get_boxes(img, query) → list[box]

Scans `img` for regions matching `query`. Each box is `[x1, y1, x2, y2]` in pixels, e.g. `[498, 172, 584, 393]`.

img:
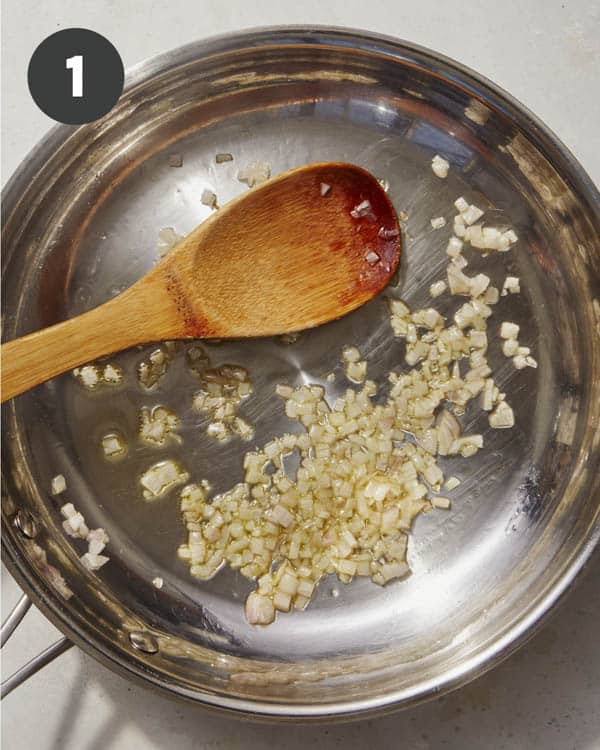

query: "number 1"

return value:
[66, 55, 83, 97]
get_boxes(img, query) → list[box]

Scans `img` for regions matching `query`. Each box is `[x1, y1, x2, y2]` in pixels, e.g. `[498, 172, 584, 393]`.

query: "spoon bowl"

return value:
[1, 162, 400, 402]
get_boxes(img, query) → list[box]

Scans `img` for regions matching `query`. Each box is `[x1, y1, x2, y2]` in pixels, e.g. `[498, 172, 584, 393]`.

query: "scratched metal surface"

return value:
[2, 29, 600, 718]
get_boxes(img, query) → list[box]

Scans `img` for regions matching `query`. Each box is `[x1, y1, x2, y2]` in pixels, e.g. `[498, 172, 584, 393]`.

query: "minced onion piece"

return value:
[141, 460, 190, 500]
[350, 199, 374, 220]
[437, 409, 461, 455]
[513, 353, 538, 370]
[238, 161, 271, 187]
[502, 276, 521, 295]
[489, 401, 515, 428]
[469, 273, 491, 298]
[431, 496, 451, 509]
[87, 528, 108, 556]
[30, 543, 73, 599]
[430, 216, 447, 229]
[446, 236, 464, 258]
[447, 263, 472, 295]
[454, 197, 469, 213]
[342, 347, 367, 384]
[193, 364, 253, 441]
[157, 227, 183, 258]
[444, 476, 461, 491]
[279, 332, 301, 345]
[500, 322, 520, 339]
[101, 433, 126, 458]
[60, 503, 110, 571]
[201, 189, 218, 208]
[61, 503, 89, 539]
[137, 342, 178, 388]
[51, 474, 66, 495]
[73, 362, 123, 390]
[320, 182, 331, 196]
[152, 577, 164, 589]
[81, 552, 109, 571]
[431, 154, 450, 178]
[430, 280, 447, 297]
[454, 216, 467, 237]
[462, 204, 484, 226]
[483, 286, 500, 305]
[139, 406, 180, 446]
[502, 338, 519, 357]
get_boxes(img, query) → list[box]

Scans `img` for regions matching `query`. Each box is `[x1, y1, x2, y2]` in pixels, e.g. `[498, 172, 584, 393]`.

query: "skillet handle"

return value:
[1, 593, 74, 699]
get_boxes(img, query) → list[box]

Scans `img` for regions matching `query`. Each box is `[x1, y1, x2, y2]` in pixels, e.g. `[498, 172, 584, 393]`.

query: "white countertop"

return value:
[2, 2, 599, 748]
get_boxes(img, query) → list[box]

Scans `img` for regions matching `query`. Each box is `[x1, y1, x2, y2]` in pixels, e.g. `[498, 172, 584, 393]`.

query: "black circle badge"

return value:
[28, 28, 124, 125]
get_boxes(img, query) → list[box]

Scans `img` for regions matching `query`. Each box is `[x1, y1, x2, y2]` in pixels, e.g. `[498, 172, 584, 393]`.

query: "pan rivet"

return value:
[14, 510, 38, 539]
[129, 630, 159, 654]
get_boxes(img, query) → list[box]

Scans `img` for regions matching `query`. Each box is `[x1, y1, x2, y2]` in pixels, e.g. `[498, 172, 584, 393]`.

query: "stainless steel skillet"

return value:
[2, 26, 599, 720]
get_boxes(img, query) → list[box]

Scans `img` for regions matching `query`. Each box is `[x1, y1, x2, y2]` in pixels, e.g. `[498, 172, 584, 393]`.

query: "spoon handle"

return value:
[1, 291, 155, 402]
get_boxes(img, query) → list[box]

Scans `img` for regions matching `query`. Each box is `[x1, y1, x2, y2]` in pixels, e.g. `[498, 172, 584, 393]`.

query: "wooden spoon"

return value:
[1, 162, 400, 402]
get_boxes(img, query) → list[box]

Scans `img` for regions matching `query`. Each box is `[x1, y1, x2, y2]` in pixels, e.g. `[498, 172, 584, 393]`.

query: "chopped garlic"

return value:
[431, 154, 450, 178]
[152, 577, 164, 589]
[500, 322, 520, 339]
[430, 216, 447, 229]
[320, 182, 331, 196]
[51, 475, 66, 495]
[215, 152, 233, 163]
[502, 276, 521, 295]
